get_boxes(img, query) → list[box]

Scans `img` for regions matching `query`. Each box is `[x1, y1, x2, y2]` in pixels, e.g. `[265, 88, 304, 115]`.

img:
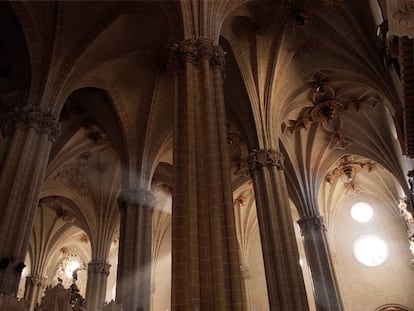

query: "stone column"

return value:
[170, 38, 243, 311]
[248, 149, 309, 310]
[85, 260, 111, 311]
[297, 215, 343, 311]
[24, 274, 47, 310]
[0, 106, 60, 295]
[239, 265, 251, 310]
[116, 188, 153, 311]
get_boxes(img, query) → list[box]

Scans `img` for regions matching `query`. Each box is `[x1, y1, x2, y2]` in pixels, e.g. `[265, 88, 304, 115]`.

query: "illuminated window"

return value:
[65, 257, 81, 278]
[353, 235, 388, 267]
[351, 202, 373, 222]
[56, 255, 82, 279]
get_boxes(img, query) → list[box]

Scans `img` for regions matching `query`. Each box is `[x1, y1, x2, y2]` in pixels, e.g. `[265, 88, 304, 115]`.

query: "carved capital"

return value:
[297, 216, 326, 234]
[248, 149, 284, 172]
[198, 38, 214, 59]
[175, 39, 200, 64]
[2, 106, 60, 141]
[171, 39, 226, 70]
[26, 274, 47, 288]
[88, 261, 111, 276]
[210, 45, 226, 69]
[118, 188, 154, 209]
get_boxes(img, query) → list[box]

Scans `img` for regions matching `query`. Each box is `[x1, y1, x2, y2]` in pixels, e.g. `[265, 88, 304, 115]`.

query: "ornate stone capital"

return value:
[198, 38, 214, 59]
[248, 149, 284, 172]
[88, 261, 111, 276]
[175, 39, 200, 64]
[26, 274, 47, 288]
[210, 45, 226, 69]
[118, 188, 154, 209]
[297, 216, 326, 234]
[2, 106, 60, 141]
[171, 39, 226, 70]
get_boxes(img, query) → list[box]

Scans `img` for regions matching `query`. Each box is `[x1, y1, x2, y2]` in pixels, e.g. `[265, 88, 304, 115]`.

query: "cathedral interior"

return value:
[1, 0, 414, 310]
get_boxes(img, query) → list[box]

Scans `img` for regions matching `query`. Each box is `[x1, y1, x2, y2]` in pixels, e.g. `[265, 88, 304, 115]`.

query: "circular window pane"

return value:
[64, 257, 80, 278]
[353, 235, 388, 267]
[351, 202, 373, 222]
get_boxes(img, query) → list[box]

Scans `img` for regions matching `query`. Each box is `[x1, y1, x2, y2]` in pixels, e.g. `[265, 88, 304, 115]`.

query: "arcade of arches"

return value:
[1, 1, 414, 311]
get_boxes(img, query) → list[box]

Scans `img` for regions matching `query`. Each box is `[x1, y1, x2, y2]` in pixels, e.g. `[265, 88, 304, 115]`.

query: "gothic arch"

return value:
[376, 304, 412, 311]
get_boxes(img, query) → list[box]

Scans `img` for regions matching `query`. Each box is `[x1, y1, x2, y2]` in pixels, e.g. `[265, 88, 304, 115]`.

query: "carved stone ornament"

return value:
[248, 149, 284, 172]
[282, 74, 379, 138]
[118, 188, 154, 209]
[75, 151, 112, 173]
[88, 261, 111, 275]
[330, 130, 352, 150]
[325, 156, 377, 193]
[228, 131, 249, 176]
[297, 215, 326, 234]
[54, 167, 89, 197]
[210, 45, 226, 69]
[388, 0, 414, 37]
[2, 106, 60, 141]
[171, 39, 226, 69]
[27, 274, 47, 288]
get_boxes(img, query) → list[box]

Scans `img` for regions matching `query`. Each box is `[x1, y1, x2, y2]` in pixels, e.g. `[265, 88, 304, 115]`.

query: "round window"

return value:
[350, 202, 373, 222]
[353, 235, 388, 267]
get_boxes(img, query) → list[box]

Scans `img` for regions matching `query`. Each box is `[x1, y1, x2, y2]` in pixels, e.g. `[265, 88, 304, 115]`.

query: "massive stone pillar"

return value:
[116, 188, 153, 311]
[85, 260, 111, 311]
[170, 38, 243, 311]
[297, 215, 343, 311]
[0, 106, 59, 295]
[248, 149, 309, 310]
[24, 274, 47, 310]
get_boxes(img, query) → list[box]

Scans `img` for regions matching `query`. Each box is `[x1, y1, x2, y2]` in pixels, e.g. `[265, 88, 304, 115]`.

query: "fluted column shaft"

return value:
[171, 38, 243, 311]
[24, 274, 47, 310]
[85, 261, 111, 311]
[0, 107, 59, 295]
[297, 216, 343, 311]
[239, 265, 251, 310]
[248, 149, 309, 310]
[116, 188, 153, 311]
